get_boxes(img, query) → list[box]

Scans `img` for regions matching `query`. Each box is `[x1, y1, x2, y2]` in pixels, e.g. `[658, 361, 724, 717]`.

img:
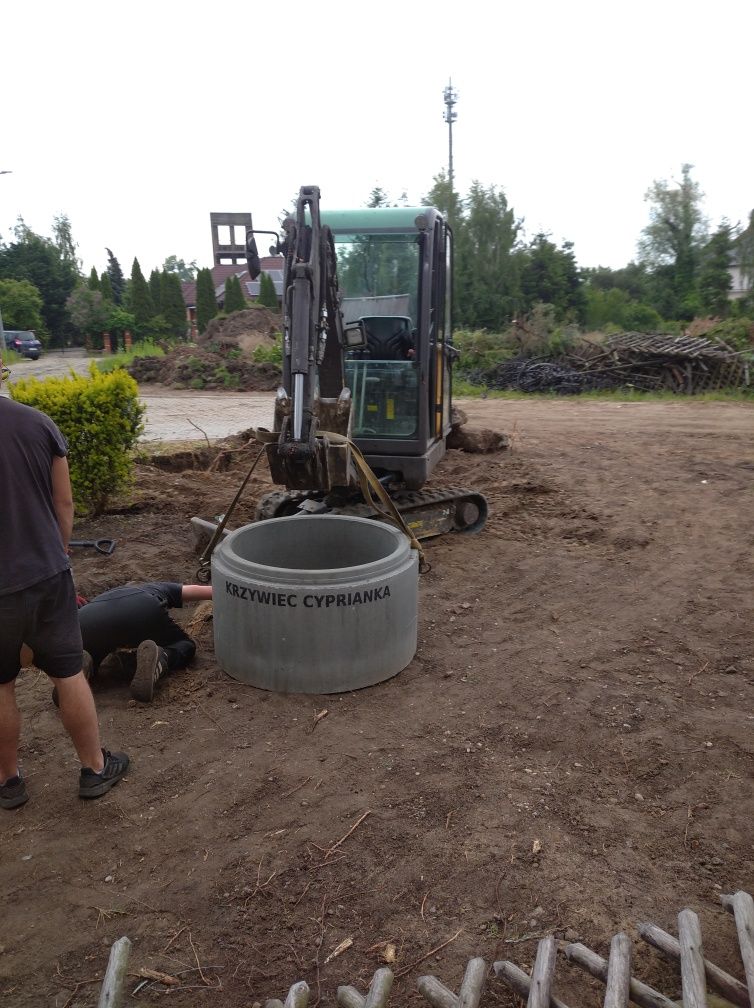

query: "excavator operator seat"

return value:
[359, 315, 414, 361]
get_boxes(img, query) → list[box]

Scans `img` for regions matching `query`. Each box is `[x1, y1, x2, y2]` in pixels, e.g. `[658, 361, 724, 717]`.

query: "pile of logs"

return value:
[477, 332, 751, 394]
[92, 889, 754, 1007]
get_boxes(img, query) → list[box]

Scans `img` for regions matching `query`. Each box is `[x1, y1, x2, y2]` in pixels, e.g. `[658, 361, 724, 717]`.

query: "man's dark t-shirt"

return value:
[0, 397, 70, 596]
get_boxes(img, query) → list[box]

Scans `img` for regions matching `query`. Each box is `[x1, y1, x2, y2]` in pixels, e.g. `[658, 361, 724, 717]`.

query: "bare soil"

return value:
[3, 398, 754, 1007]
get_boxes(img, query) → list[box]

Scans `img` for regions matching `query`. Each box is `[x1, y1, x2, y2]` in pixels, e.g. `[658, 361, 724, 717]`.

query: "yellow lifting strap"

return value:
[252, 428, 428, 572]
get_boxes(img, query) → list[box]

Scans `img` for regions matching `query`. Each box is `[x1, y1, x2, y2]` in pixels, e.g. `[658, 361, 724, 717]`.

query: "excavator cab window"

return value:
[345, 359, 418, 438]
[334, 231, 421, 439]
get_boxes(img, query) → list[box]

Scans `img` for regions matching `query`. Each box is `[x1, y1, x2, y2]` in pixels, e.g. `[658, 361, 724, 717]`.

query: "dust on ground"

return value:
[3, 398, 754, 1007]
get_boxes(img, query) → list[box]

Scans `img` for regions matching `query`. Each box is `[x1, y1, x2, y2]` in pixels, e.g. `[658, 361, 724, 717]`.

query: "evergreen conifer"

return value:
[196, 268, 218, 334]
[161, 271, 188, 338]
[129, 258, 154, 328]
[149, 269, 162, 313]
[105, 248, 125, 304]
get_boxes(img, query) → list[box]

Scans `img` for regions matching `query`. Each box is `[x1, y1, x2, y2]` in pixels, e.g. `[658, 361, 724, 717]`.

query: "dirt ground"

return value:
[3, 398, 754, 1007]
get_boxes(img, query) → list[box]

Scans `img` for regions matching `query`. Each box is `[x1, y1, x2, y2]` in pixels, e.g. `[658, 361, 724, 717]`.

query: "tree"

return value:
[52, 214, 82, 277]
[0, 220, 79, 342]
[519, 235, 586, 323]
[196, 268, 218, 333]
[367, 187, 389, 208]
[735, 210, 754, 295]
[105, 248, 125, 304]
[66, 286, 110, 344]
[257, 272, 279, 309]
[698, 224, 733, 317]
[163, 255, 198, 282]
[224, 274, 247, 313]
[454, 181, 522, 330]
[129, 258, 154, 329]
[424, 169, 460, 226]
[149, 269, 162, 313]
[99, 271, 114, 303]
[87, 267, 100, 291]
[638, 164, 708, 317]
[160, 271, 188, 338]
[0, 278, 46, 333]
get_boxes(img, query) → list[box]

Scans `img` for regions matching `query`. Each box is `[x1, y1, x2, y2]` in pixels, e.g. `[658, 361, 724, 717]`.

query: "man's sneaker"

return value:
[0, 775, 29, 810]
[52, 650, 94, 709]
[130, 641, 169, 702]
[78, 749, 130, 799]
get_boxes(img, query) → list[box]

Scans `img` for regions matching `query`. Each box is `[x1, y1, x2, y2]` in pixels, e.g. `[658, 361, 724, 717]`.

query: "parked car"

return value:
[3, 330, 42, 360]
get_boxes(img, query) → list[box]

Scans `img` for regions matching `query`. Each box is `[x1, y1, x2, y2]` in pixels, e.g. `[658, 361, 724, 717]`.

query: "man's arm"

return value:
[51, 455, 74, 550]
[181, 585, 213, 603]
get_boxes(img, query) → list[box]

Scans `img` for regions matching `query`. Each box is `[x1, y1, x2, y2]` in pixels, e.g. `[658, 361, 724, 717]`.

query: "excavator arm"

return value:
[247, 185, 364, 492]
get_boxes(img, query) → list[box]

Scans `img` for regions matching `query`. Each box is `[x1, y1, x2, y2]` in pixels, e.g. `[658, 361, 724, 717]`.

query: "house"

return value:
[729, 251, 753, 301]
[181, 212, 285, 334]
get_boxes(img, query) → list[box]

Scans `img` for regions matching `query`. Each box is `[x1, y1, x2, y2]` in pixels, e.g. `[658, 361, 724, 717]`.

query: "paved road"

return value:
[3, 348, 92, 381]
[2, 350, 275, 442]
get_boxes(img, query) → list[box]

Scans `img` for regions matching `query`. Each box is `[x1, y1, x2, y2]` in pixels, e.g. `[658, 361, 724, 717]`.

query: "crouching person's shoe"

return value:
[1, 775, 29, 810]
[130, 641, 169, 703]
[52, 650, 94, 709]
[78, 749, 130, 799]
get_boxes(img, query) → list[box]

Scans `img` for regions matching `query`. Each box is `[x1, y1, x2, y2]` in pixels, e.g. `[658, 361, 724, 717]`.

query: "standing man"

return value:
[0, 356, 129, 809]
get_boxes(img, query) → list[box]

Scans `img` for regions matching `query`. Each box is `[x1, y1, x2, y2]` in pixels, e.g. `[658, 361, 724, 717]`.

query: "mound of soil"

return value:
[129, 345, 282, 391]
[129, 307, 285, 390]
[201, 306, 283, 357]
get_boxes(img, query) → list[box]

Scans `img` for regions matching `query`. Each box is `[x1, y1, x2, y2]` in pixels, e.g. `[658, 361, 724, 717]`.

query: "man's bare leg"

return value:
[0, 681, 21, 783]
[51, 672, 105, 772]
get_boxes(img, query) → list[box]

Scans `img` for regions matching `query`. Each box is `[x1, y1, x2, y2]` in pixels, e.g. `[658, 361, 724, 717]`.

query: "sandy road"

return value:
[5, 351, 754, 442]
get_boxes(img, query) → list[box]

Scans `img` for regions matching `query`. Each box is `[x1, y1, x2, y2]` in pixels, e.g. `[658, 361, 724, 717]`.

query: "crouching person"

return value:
[72, 582, 213, 703]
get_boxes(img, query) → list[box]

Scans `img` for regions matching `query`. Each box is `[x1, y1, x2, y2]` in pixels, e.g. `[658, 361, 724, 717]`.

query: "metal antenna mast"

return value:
[443, 80, 458, 194]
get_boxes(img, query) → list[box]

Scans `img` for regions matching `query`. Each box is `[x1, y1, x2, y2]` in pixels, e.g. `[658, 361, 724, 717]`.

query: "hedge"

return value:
[10, 364, 145, 514]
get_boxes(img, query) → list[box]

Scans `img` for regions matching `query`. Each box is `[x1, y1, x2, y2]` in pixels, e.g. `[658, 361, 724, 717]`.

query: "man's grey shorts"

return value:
[0, 571, 83, 684]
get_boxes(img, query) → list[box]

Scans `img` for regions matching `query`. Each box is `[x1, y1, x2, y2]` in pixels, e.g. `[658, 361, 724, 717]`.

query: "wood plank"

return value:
[528, 937, 557, 1008]
[337, 986, 366, 1008]
[458, 958, 487, 1008]
[604, 933, 631, 1008]
[564, 942, 677, 1008]
[638, 922, 749, 1008]
[721, 892, 754, 1007]
[416, 975, 459, 1008]
[678, 909, 708, 1008]
[493, 960, 572, 1008]
[363, 968, 394, 1008]
[98, 936, 131, 1008]
[285, 981, 310, 1008]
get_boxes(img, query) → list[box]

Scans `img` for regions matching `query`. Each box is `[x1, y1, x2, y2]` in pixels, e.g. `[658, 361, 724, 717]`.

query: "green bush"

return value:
[96, 339, 165, 373]
[705, 316, 754, 352]
[10, 364, 145, 514]
[252, 335, 283, 365]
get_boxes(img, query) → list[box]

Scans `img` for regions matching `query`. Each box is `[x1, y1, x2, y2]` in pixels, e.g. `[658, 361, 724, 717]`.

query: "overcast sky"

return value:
[2, 0, 752, 278]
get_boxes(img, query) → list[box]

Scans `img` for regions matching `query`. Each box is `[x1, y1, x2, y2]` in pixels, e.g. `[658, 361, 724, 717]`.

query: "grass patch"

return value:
[2, 347, 25, 364]
[453, 379, 754, 403]
[96, 339, 165, 373]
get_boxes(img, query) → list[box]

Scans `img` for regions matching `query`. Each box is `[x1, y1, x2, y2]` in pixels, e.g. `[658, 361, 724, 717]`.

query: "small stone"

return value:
[104, 875, 114, 883]
[564, 928, 580, 942]
[634, 793, 644, 801]
[127, 699, 137, 708]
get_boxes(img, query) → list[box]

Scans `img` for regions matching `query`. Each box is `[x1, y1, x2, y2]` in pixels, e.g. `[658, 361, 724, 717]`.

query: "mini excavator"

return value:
[246, 185, 487, 540]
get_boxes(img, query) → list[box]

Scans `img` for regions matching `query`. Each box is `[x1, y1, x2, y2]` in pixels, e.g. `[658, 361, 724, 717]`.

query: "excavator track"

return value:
[256, 486, 488, 540]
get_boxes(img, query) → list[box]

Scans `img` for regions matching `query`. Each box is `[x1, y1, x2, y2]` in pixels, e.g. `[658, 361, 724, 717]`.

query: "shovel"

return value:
[69, 538, 117, 556]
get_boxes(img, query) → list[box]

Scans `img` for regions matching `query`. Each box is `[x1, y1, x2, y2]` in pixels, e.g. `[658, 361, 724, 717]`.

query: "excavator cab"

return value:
[323, 207, 454, 490]
[249, 189, 486, 538]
